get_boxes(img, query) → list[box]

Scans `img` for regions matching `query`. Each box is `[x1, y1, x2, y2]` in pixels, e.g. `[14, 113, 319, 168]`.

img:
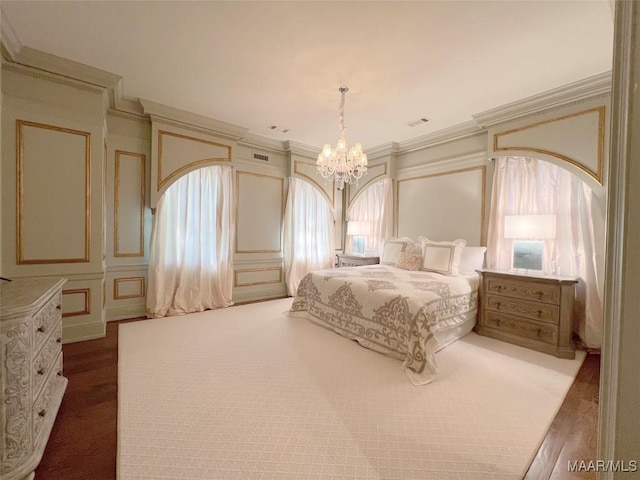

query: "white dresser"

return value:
[1, 277, 68, 480]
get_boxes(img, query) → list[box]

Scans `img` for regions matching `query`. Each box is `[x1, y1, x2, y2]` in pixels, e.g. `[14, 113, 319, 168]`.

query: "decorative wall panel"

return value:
[235, 171, 284, 253]
[234, 267, 283, 287]
[61, 288, 91, 317]
[157, 130, 231, 190]
[17, 120, 90, 264]
[114, 150, 146, 257]
[114, 277, 146, 300]
[396, 166, 486, 246]
[492, 106, 605, 184]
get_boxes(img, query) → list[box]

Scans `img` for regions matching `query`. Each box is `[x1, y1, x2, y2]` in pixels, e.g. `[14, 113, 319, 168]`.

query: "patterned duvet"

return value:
[287, 265, 480, 385]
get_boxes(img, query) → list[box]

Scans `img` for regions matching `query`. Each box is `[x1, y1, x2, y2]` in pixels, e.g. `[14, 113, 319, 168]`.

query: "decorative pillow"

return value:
[418, 237, 467, 276]
[395, 252, 423, 271]
[380, 237, 414, 265]
[458, 246, 487, 274]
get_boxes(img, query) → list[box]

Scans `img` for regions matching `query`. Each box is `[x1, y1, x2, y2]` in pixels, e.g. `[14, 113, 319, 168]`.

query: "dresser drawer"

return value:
[486, 277, 560, 305]
[484, 311, 559, 345]
[485, 294, 560, 325]
[33, 292, 63, 353]
[33, 352, 64, 440]
[33, 321, 63, 397]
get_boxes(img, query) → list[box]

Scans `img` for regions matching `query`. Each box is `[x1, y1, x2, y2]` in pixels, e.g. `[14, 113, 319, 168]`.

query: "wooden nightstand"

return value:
[475, 269, 577, 359]
[337, 253, 380, 267]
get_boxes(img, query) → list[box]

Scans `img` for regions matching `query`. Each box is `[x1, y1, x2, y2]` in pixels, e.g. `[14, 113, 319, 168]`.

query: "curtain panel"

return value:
[147, 165, 235, 318]
[486, 156, 603, 348]
[346, 178, 393, 256]
[283, 178, 335, 296]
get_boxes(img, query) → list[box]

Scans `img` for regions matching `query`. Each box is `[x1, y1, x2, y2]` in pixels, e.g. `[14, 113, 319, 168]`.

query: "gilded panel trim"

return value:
[114, 277, 146, 300]
[347, 163, 388, 209]
[114, 150, 146, 257]
[62, 288, 91, 317]
[493, 106, 605, 184]
[16, 120, 91, 264]
[293, 160, 335, 207]
[395, 165, 487, 245]
[235, 171, 285, 254]
[233, 267, 283, 288]
[157, 129, 232, 191]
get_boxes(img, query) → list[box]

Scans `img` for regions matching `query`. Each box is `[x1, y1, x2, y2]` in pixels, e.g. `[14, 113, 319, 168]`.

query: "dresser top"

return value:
[478, 269, 578, 284]
[0, 277, 67, 317]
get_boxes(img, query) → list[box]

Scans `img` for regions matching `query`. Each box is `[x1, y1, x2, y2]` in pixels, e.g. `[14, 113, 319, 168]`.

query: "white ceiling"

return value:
[1, 1, 614, 150]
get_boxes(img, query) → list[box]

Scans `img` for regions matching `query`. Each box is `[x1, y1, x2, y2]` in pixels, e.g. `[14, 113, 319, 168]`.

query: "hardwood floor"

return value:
[36, 320, 600, 480]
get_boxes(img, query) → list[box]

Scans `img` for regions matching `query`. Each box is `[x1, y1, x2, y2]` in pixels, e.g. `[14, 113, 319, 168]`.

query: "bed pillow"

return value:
[380, 237, 414, 265]
[395, 252, 423, 271]
[418, 237, 467, 276]
[458, 246, 487, 274]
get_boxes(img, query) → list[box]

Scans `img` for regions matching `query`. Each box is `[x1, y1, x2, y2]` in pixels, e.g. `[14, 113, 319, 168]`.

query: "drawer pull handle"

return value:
[38, 409, 46, 417]
[56, 337, 62, 343]
[57, 370, 63, 376]
[37, 326, 46, 333]
[56, 304, 62, 310]
[37, 368, 45, 375]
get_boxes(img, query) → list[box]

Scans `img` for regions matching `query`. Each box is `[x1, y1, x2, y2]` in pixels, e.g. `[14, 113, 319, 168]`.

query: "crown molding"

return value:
[396, 121, 484, 154]
[141, 98, 249, 141]
[1, 13, 22, 60]
[365, 142, 399, 160]
[237, 133, 288, 154]
[473, 71, 612, 128]
[284, 140, 320, 159]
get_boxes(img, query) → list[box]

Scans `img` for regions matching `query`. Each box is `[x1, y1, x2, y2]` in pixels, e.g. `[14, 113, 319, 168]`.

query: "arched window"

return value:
[346, 178, 393, 255]
[147, 165, 234, 317]
[283, 178, 335, 295]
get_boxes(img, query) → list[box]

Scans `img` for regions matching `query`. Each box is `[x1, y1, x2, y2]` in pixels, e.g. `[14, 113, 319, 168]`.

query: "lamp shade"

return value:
[504, 215, 556, 239]
[347, 221, 371, 236]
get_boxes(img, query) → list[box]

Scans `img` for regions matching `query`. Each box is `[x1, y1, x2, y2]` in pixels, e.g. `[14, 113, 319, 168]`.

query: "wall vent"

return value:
[407, 117, 430, 127]
[253, 152, 270, 162]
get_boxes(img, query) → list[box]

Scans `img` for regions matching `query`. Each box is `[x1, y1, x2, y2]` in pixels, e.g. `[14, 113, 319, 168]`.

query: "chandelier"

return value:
[316, 86, 368, 190]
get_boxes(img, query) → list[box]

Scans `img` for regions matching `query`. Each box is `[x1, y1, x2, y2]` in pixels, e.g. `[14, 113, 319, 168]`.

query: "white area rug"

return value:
[118, 298, 585, 480]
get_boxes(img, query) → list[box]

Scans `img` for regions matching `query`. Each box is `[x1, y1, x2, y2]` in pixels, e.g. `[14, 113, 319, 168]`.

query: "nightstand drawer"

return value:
[486, 277, 560, 305]
[484, 311, 559, 345]
[485, 294, 560, 325]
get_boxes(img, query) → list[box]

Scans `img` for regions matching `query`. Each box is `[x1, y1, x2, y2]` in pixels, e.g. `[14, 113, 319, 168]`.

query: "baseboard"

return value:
[62, 320, 106, 343]
[106, 304, 146, 322]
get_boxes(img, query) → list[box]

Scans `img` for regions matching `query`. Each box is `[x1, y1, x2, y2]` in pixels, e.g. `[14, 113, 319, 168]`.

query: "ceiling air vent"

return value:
[253, 152, 270, 162]
[407, 117, 430, 127]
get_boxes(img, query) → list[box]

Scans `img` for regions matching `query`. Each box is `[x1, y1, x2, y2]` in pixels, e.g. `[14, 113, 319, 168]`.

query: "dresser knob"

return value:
[56, 337, 62, 343]
[37, 326, 46, 333]
[38, 409, 46, 417]
[57, 370, 63, 376]
[37, 368, 45, 375]
[56, 304, 62, 310]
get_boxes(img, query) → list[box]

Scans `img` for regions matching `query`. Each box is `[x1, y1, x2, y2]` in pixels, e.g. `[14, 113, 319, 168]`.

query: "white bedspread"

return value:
[287, 265, 479, 384]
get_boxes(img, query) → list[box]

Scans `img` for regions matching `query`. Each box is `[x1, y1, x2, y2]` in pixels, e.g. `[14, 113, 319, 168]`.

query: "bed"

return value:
[286, 264, 480, 385]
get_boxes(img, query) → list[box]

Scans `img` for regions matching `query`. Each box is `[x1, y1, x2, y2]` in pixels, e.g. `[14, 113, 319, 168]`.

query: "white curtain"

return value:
[283, 178, 335, 296]
[346, 178, 393, 255]
[486, 156, 603, 348]
[147, 165, 235, 318]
